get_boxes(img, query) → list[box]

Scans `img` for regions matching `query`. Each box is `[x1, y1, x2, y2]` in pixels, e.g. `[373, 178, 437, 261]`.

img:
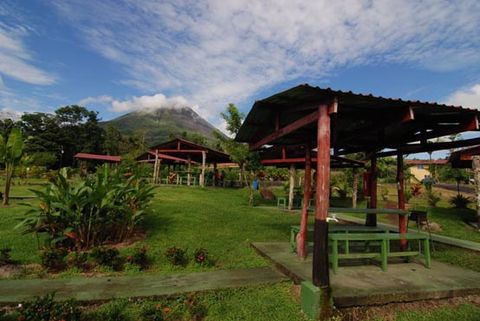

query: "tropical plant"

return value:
[449, 194, 471, 209]
[0, 127, 24, 205]
[40, 248, 67, 272]
[17, 165, 155, 250]
[426, 191, 441, 207]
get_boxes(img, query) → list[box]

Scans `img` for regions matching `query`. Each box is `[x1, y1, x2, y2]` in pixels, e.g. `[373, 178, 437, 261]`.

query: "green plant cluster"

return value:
[5, 293, 209, 321]
[16, 293, 81, 321]
[39, 246, 150, 273]
[164, 247, 213, 267]
[17, 166, 154, 250]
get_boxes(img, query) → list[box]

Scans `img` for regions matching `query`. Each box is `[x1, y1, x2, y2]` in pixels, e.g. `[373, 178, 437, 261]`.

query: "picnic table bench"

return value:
[290, 225, 388, 252]
[329, 232, 431, 273]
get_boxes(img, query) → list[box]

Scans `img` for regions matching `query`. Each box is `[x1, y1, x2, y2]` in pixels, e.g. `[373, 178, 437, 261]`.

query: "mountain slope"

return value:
[103, 107, 221, 145]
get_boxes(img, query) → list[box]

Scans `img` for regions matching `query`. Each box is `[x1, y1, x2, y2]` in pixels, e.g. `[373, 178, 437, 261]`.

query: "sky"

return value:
[1, 0, 480, 158]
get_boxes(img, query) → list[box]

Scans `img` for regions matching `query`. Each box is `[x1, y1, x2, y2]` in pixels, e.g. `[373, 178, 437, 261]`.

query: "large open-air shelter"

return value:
[139, 138, 231, 187]
[236, 84, 480, 317]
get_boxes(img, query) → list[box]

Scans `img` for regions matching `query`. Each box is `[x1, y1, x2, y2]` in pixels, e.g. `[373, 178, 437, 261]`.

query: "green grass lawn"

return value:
[1, 183, 480, 320]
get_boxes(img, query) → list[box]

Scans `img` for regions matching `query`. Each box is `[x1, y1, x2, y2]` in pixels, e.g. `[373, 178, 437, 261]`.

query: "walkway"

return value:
[0, 267, 287, 304]
[336, 213, 480, 252]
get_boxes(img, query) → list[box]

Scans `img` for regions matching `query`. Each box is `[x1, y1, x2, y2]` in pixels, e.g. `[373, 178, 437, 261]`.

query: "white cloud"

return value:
[0, 4, 56, 85]
[79, 93, 190, 113]
[111, 94, 189, 113]
[50, 0, 480, 120]
[446, 84, 480, 109]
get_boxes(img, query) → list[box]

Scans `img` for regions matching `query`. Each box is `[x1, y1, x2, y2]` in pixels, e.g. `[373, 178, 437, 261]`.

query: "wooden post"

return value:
[213, 163, 218, 187]
[366, 156, 377, 226]
[352, 168, 358, 208]
[153, 150, 159, 184]
[288, 164, 295, 210]
[397, 153, 407, 249]
[473, 156, 480, 229]
[312, 104, 331, 289]
[200, 151, 206, 187]
[157, 159, 162, 184]
[187, 155, 191, 186]
[297, 145, 311, 258]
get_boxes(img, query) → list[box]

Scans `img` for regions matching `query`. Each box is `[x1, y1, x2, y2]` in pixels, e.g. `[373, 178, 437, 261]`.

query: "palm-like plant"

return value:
[17, 165, 155, 250]
[0, 128, 24, 205]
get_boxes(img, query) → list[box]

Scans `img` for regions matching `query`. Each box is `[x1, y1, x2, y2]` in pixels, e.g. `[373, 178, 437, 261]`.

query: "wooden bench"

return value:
[290, 225, 388, 252]
[329, 232, 431, 273]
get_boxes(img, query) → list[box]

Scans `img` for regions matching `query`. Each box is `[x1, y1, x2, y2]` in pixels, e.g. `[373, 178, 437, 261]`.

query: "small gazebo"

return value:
[138, 138, 231, 187]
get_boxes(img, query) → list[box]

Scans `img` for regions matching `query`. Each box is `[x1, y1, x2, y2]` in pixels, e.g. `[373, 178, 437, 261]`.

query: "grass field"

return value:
[1, 182, 480, 320]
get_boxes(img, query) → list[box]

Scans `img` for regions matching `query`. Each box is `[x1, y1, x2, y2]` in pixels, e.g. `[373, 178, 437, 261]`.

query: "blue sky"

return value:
[1, 1, 480, 158]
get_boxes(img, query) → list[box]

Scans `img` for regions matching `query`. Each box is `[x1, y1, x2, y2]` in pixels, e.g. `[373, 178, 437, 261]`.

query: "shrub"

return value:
[91, 247, 123, 270]
[140, 304, 165, 321]
[165, 247, 188, 266]
[426, 191, 441, 207]
[18, 293, 81, 321]
[126, 246, 149, 270]
[0, 247, 13, 265]
[90, 299, 131, 321]
[66, 251, 89, 271]
[17, 165, 155, 250]
[193, 248, 209, 265]
[450, 194, 471, 209]
[411, 184, 422, 197]
[185, 295, 208, 321]
[40, 248, 67, 272]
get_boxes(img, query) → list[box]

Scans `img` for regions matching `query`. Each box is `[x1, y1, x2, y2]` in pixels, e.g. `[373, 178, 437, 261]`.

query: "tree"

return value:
[214, 103, 261, 205]
[56, 106, 105, 166]
[0, 128, 24, 205]
[104, 125, 123, 155]
[437, 164, 470, 195]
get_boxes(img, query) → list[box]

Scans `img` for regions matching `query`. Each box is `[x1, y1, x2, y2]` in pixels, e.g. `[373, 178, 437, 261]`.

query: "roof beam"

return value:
[376, 136, 480, 158]
[250, 110, 320, 150]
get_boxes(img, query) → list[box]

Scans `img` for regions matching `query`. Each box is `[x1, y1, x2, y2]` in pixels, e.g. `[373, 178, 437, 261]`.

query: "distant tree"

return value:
[20, 113, 62, 168]
[0, 128, 24, 205]
[104, 125, 123, 155]
[55, 106, 105, 167]
[437, 164, 470, 195]
[214, 103, 261, 205]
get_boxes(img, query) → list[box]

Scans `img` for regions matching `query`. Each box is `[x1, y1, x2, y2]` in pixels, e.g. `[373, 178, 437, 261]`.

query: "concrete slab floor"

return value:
[252, 242, 480, 307]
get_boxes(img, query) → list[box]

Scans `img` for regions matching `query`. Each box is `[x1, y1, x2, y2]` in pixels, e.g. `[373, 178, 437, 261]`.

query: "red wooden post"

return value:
[366, 156, 377, 226]
[312, 104, 331, 288]
[297, 144, 311, 258]
[397, 153, 407, 249]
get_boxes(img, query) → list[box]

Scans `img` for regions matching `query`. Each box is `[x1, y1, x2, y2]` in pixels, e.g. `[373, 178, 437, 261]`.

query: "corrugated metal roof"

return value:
[236, 84, 480, 154]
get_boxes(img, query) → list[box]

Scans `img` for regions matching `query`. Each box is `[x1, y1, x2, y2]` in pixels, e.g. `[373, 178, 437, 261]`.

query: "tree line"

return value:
[0, 105, 147, 169]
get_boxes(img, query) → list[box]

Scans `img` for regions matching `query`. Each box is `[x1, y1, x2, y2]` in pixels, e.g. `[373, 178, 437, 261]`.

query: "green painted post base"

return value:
[300, 281, 333, 320]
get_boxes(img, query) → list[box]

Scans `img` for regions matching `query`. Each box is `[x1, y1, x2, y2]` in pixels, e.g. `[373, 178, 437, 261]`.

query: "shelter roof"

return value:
[148, 138, 231, 163]
[449, 145, 480, 168]
[236, 84, 480, 155]
[74, 153, 121, 163]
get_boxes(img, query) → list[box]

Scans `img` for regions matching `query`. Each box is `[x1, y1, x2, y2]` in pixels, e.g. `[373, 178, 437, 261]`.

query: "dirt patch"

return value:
[335, 295, 480, 321]
[106, 230, 147, 249]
